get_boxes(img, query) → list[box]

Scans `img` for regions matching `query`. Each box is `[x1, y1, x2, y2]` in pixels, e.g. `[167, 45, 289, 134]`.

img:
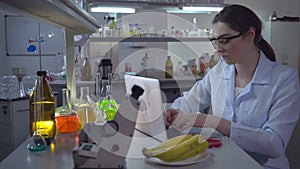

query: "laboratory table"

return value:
[0, 130, 263, 169]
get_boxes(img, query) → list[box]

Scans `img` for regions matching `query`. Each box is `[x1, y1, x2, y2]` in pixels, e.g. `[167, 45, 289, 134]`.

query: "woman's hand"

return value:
[172, 113, 203, 130]
[172, 113, 231, 136]
[164, 108, 181, 128]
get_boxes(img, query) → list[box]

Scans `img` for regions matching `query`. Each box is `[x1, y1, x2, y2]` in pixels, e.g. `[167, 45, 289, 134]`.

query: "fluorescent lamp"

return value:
[182, 6, 223, 12]
[91, 7, 135, 13]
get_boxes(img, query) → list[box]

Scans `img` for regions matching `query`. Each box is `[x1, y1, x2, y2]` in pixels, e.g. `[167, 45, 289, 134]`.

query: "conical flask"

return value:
[77, 86, 96, 129]
[100, 73, 118, 121]
[55, 88, 80, 132]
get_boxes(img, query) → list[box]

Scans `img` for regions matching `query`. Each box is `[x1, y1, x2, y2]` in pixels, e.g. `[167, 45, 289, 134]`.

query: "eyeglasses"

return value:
[209, 32, 242, 49]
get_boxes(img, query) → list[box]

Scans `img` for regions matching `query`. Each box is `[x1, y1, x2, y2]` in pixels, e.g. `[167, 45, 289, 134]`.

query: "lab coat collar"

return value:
[251, 51, 272, 85]
[221, 50, 272, 85]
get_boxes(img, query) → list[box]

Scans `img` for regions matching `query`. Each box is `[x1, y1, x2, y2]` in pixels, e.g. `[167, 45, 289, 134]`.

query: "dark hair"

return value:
[212, 4, 276, 61]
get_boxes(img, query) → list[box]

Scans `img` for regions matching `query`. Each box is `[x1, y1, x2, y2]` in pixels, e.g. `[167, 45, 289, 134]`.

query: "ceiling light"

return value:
[90, 7, 135, 13]
[181, 6, 223, 12]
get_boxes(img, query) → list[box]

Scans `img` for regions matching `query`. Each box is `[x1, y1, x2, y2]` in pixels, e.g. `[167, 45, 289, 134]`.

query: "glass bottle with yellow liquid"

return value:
[165, 56, 173, 78]
[29, 71, 56, 144]
[100, 73, 118, 121]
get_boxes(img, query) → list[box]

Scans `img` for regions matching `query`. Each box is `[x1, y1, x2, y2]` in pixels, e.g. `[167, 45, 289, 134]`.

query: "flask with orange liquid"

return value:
[55, 88, 80, 133]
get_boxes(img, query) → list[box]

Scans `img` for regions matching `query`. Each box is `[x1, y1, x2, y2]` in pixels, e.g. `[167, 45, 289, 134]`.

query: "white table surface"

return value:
[0, 130, 263, 169]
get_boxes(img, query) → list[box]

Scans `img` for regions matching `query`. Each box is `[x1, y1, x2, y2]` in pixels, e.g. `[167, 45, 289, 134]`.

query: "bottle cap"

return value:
[37, 71, 47, 76]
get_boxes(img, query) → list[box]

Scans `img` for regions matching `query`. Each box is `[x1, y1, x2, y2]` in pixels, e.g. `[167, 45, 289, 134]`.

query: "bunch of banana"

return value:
[142, 134, 208, 162]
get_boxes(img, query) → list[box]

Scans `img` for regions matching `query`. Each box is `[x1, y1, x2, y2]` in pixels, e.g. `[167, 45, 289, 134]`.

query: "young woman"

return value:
[164, 4, 300, 169]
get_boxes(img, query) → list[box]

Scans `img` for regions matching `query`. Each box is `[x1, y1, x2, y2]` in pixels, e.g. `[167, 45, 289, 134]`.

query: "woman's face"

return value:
[211, 22, 250, 65]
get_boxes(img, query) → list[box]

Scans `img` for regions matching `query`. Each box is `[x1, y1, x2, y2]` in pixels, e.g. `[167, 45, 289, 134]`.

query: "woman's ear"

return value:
[245, 26, 256, 41]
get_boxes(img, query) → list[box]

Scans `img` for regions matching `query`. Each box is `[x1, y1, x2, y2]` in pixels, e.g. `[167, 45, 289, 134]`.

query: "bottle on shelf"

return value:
[81, 57, 91, 81]
[176, 61, 184, 77]
[29, 71, 56, 143]
[100, 73, 118, 121]
[55, 88, 80, 133]
[209, 54, 217, 68]
[165, 56, 173, 78]
[108, 18, 117, 30]
[140, 52, 148, 76]
[129, 23, 138, 37]
[75, 54, 81, 81]
[199, 56, 206, 75]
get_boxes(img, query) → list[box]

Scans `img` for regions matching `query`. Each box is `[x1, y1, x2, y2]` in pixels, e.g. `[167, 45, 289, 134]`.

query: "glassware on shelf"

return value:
[77, 86, 96, 129]
[81, 57, 91, 81]
[55, 88, 80, 133]
[23, 75, 36, 95]
[29, 71, 56, 145]
[11, 67, 27, 97]
[0, 75, 18, 99]
[176, 61, 184, 77]
[165, 56, 173, 78]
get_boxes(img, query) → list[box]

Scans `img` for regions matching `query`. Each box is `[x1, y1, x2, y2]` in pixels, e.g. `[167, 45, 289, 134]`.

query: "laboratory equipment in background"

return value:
[81, 57, 92, 81]
[98, 59, 112, 80]
[11, 67, 27, 97]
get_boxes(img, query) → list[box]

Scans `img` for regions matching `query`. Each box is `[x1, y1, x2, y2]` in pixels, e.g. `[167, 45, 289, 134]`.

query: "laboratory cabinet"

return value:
[0, 98, 30, 162]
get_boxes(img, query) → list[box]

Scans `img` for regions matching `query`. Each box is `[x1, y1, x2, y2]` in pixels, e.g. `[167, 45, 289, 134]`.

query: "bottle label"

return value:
[165, 65, 173, 78]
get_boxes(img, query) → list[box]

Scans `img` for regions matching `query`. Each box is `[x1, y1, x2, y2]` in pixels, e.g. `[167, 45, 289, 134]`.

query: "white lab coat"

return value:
[171, 51, 300, 169]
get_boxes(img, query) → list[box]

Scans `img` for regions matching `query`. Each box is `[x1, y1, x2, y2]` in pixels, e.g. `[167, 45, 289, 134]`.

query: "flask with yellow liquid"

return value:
[77, 86, 96, 129]
[30, 71, 56, 144]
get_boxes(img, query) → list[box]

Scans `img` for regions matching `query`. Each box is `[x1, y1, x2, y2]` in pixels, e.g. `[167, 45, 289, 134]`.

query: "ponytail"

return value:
[258, 38, 276, 62]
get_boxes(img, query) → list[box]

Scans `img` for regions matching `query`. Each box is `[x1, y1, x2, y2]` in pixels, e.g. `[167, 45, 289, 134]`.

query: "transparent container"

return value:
[81, 57, 91, 81]
[99, 73, 118, 121]
[77, 87, 96, 129]
[165, 56, 173, 78]
[94, 72, 107, 124]
[55, 88, 80, 133]
[176, 61, 184, 77]
[28, 75, 48, 152]
[29, 71, 56, 144]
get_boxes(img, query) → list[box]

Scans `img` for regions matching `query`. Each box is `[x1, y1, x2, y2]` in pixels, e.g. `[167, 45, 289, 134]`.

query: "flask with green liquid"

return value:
[100, 73, 118, 121]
